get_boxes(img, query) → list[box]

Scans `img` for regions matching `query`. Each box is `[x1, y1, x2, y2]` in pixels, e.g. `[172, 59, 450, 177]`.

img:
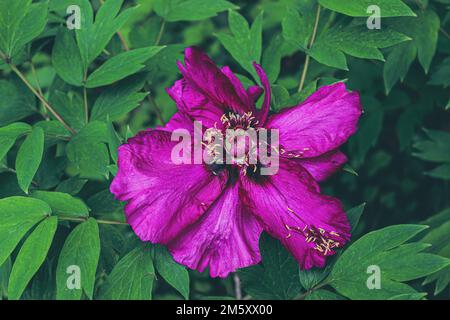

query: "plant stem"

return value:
[298, 4, 321, 93]
[58, 215, 128, 226]
[83, 84, 89, 123]
[233, 273, 243, 300]
[1, 165, 38, 186]
[145, 84, 165, 124]
[295, 281, 330, 300]
[4, 58, 76, 135]
[155, 20, 166, 46]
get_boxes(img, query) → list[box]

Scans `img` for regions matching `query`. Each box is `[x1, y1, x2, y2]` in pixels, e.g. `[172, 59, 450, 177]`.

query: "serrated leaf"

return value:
[154, 0, 237, 22]
[56, 218, 100, 300]
[310, 23, 410, 70]
[85, 46, 163, 88]
[52, 29, 84, 86]
[329, 224, 450, 299]
[154, 245, 189, 299]
[0, 197, 51, 266]
[8, 216, 57, 300]
[216, 10, 263, 81]
[0, 122, 31, 161]
[239, 233, 302, 300]
[101, 246, 155, 300]
[31, 191, 89, 217]
[15, 127, 45, 194]
[319, 0, 415, 18]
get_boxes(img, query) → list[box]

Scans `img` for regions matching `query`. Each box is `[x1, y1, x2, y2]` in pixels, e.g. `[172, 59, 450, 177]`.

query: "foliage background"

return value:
[0, 0, 449, 300]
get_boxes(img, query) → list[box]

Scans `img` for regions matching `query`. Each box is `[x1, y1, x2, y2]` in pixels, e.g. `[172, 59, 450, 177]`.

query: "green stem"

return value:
[298, 4, 321, 93]
[83, 84, 89, 124]
[295, 281, 330, 300]
[0, 51, 76, 135]
[155, 20, 166, 46]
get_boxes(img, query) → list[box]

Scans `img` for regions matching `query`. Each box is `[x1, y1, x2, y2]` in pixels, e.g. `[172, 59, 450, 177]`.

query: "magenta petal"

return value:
[110, 130, 228, 244]
[247, 85, 264, 104]
[240, 159, 351, 269]
[168, 183, 263, 278]
[267, 83, 362, 158]
[297, 150, 348, 182]
[253, 63, 271, 125]
[166, 78, 225, 129]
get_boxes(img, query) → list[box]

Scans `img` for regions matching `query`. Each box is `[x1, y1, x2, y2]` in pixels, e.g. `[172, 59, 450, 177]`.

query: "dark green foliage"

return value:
[0, 0, 449, 301]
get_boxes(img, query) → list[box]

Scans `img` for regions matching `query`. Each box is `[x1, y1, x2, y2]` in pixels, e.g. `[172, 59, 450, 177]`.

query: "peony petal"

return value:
[297, 150, 348, 182]
[267, 82, 362, 158]
[110, 130, 228, 244]
[166, 78, 225, 129]
[247, 85, 264, 104]
[239, 159, 351, 269]
[253, 63, 271, 125]
[166, 47, 254, 128]
[168, 182, 263, 278]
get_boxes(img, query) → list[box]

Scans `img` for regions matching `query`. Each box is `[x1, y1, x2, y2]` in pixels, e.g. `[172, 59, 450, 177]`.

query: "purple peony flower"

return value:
[110, 47, 363, 277]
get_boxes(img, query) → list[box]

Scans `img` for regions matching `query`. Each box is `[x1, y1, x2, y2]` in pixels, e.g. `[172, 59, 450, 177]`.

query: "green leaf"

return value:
[0, 77, 36, 126]
[31, 191, 89, 217]
[10, 2, 49, 58]
[421, 211, 450, 295]
[56, 218, 100, 300]
[429, 57, 450, 88]
[0, 0, 31, 56]
[282, 5, 315, 51]
[66, 121, 110, 180]
[305, 289, 346, 300]
[154, 245, 189, 299]
[0, 122, 31, 161]
[48, 90, 85, 131]
[310, 23, 410, 70]
[0, 0, 47, 58]
[154, 0, 237, 22]
[425, 164, 450, 180]
[8, 216, 57, 300]
[329, 225, 450, 299]
[101, 246, 155, 300]
[76, 0, 138, 69]
[239, 233, 302, 300]
[15, 127, 45, 194]
[86, 46, 163, 88]
[413, 129, 450, 163]
[299, 267, 330, 291]
[0, 196, 51, 266]
[90, 74, 147, 121]
[107, 121, 122, 164]
[346, 203, 366, 232]
[216, 10, 263, 81]
[0, 257, 12, 298]
[319, 0, 415, 18]
[52, 29, 84, 86]
[384, 10, 440, 92]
